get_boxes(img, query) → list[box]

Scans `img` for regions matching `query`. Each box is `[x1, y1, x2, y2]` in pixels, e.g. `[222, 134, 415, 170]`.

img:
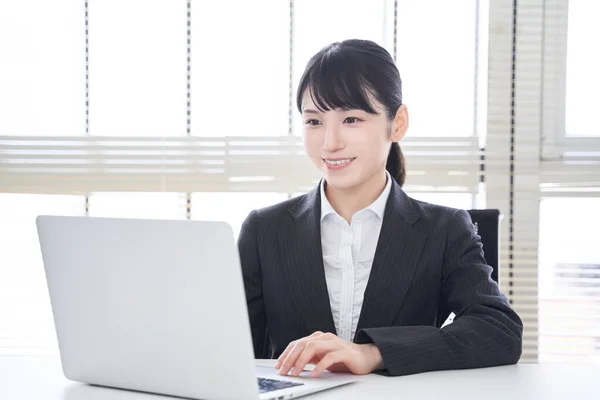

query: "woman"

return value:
[238, 39, 522, 378]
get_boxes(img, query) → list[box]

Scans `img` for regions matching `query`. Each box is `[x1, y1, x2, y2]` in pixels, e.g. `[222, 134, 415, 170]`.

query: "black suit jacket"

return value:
[237, 180, 523, 376]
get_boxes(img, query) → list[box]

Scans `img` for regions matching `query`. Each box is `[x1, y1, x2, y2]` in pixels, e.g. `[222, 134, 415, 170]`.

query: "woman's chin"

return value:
[323, 172, 360, 191]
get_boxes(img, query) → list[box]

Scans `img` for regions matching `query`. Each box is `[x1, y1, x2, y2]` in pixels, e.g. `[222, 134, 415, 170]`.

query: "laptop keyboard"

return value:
[257, 377, 304, 394]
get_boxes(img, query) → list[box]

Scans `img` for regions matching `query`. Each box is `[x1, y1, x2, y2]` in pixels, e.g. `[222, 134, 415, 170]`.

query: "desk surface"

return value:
[1, 357, 599, 400]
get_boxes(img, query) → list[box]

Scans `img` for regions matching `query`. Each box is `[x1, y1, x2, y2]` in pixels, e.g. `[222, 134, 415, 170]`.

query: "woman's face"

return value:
[301, 89, 407, 191]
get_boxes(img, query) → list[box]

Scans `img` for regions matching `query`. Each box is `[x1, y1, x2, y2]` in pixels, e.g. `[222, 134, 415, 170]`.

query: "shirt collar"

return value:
[320, 171, 393, 221]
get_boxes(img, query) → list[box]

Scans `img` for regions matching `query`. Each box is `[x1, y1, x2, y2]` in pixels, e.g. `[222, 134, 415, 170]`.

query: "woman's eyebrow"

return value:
[302, 109, 321, 114]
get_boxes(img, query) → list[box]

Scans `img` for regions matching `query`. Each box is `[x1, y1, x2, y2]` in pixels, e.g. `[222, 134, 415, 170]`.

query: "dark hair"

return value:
[296, 39, 406, 187]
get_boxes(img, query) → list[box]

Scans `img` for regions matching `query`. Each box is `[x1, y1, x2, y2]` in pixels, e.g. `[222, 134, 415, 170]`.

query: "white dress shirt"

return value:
[320, 172, 393, 342]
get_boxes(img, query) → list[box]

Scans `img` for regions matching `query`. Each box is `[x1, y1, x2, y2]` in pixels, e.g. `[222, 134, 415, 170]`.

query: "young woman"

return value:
[238, 39, 522, 378]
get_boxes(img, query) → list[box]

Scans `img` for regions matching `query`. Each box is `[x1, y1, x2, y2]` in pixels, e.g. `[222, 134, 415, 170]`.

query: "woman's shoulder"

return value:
[405, 195, 471, 228]
[262, 195, 307, 216]
[243, 193, 309, 225]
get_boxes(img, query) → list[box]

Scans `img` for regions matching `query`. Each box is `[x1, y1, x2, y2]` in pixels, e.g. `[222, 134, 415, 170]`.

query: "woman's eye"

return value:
[344, 117, 361, 124]
[305, 119, 322, 126]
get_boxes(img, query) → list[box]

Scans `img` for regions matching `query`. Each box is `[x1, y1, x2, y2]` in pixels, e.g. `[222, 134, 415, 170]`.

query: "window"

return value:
[396, 0, 479, 137]
[0, 1, 85, 136]
[539, 198, 600, 363]
[191, 0, 289, 137]
[565, 0, 600, 137]
[88, 0, 187, 137]
[88, 192, 187, 220]
[542, 0, 600, 160]
[0, 194, 85, 355]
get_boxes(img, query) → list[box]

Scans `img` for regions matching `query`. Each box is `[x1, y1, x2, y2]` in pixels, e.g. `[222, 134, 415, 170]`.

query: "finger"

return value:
[278, 340, 307, 376]
[320, 332, 338, 341]
[274, 341, 296, 370]
[311, 350, 347, 377]
[292, 340, 340, 377]
[275, 340, 303, 371]
[275, 331, 324, 369]
[279, 331, 332, 376]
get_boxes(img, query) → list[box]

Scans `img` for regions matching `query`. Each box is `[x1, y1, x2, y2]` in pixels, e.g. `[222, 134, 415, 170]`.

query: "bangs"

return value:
[297, 47, 380, 115]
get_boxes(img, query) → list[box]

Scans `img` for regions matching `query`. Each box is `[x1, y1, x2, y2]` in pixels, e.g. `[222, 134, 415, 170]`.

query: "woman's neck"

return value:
[324, 170, 388, 224]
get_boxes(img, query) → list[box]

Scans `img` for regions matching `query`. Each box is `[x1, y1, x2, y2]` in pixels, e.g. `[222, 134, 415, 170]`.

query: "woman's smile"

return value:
[323, 157, 356, 170]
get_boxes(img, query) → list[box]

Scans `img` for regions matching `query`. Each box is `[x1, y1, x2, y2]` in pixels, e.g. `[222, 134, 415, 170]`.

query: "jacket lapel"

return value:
[286, 185, 337, 335]
[354, 181, 428, 340]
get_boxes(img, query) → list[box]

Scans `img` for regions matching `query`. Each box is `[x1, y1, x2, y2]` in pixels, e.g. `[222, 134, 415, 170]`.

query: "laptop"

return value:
[36, 215, 355, 400]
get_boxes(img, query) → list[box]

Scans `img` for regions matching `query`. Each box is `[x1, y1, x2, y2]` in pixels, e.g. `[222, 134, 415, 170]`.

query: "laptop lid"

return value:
[36, 215, 259, 400]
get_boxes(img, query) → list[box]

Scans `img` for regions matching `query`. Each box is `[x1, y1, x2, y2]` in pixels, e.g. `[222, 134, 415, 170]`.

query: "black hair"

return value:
[296, 39, 406, 186]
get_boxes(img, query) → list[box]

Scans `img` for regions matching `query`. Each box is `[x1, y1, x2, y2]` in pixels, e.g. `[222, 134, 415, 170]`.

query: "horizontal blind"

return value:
[0, 135, 482, 194]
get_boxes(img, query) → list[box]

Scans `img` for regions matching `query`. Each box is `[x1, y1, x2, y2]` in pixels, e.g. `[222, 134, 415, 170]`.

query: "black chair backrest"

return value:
[466, 209, 501, 284]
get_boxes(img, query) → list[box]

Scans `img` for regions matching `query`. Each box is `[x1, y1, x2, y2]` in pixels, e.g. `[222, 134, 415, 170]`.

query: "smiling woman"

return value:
[237, 39, 522, 378]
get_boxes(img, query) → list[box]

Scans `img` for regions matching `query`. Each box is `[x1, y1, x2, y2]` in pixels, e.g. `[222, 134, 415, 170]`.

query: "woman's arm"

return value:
[276, 208, 523, 377]
[237, 210, 268, 358]
[354, 209, 523, 376]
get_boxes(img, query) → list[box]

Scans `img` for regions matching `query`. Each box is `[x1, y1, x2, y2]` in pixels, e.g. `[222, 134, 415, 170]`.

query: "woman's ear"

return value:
[391, 104, 409, 142]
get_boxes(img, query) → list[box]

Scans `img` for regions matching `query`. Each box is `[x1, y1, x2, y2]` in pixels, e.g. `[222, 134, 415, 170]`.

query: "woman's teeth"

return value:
[324, 158, 354, 166]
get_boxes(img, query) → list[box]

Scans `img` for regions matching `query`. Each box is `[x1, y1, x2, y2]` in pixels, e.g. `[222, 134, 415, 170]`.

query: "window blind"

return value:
[0, 135, 481, 194]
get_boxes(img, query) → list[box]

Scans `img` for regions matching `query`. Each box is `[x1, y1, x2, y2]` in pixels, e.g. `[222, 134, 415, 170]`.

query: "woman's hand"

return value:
[273, 331, 385, 377]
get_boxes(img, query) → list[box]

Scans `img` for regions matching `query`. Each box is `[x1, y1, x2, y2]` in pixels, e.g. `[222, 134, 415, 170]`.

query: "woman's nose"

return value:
[323, 127, 345, 152]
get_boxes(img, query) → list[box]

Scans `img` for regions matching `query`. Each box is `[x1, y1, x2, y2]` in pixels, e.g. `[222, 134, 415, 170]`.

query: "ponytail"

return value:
[386, 142, 406, 187]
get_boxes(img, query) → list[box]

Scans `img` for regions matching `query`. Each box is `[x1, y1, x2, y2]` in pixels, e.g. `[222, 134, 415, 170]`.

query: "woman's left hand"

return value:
[273, 331, 385, 377]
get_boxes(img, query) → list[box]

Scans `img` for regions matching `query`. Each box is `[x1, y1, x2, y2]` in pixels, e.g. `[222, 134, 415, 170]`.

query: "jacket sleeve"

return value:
[355, 209, 523, 376]
[237, 210, 268, 358]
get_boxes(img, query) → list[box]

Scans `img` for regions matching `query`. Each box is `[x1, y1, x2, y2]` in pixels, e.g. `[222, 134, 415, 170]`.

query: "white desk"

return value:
[1, 357, 599, 400]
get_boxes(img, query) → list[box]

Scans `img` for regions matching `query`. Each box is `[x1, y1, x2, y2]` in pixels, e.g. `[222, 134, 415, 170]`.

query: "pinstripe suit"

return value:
[238, 179, 523, 376]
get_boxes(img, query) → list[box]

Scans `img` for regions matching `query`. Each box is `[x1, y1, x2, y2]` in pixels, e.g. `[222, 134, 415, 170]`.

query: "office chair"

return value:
[437, 208, 502, 327]
[466, 209, 501, 284]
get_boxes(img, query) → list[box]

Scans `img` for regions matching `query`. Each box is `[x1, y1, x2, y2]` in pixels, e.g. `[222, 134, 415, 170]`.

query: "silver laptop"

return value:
[36, 216, 355, 400]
